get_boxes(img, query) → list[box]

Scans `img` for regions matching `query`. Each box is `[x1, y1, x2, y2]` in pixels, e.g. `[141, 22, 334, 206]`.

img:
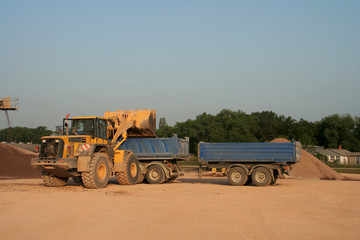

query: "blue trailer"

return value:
[198, 141, 301, 186]
[119, 135, 189, 184]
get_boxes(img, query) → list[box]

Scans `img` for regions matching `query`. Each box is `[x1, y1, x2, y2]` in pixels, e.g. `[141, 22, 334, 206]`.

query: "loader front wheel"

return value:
[82, 152, 110, 189]
[116, 153, 139, 185]
[41, 171, 68, 187]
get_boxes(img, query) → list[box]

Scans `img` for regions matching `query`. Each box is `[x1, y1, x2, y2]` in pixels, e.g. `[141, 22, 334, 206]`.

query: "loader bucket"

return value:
[104, 109, 157, 139]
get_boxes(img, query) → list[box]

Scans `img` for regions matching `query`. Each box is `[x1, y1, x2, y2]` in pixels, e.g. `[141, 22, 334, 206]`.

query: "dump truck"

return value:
[119, 135, 189, 184]
[198, 141, 301, 186]
[31, 109, 167, 188]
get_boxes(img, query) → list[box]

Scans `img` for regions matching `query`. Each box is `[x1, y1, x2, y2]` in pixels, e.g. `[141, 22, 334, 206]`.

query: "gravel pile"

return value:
[0, 143, 40, 179]
[271, 138, 345, 180]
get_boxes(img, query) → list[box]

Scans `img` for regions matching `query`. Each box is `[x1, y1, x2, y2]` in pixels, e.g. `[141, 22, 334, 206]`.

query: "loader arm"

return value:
[111, 119, 133, 144]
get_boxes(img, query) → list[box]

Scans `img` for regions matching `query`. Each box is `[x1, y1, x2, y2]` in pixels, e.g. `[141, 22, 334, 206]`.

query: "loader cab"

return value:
[64, 117, 108, 140]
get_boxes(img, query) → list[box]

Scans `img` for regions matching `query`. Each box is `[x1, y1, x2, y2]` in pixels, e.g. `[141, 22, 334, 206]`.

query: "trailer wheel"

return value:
[146, 165, 165, 184]
[227, 167, 247, 186]
[82, 152, 110, 189]
[251, 167, 271, 186]
[117, 153, 139, 185]
[41, 171, 68, 187]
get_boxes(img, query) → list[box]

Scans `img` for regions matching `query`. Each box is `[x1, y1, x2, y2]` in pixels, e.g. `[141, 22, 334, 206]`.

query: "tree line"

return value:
[156, 109, 360, 154]
[0, 126, 53, 144]
[1, 110, 359, 153]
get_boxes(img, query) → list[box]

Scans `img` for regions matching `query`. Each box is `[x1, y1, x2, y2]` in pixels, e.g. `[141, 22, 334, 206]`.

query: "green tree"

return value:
[316, 114, 359, 151]
[156, 117, 174, 138]
[0, 126, 53, 144]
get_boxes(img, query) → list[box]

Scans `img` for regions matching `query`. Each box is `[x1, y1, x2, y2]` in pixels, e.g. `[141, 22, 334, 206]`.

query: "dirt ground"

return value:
[1, 143, 360, 239]
[1, 176, 360, 240]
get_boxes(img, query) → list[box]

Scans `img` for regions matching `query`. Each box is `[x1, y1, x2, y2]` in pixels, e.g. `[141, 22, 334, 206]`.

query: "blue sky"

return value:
[1, 0, 359, 130]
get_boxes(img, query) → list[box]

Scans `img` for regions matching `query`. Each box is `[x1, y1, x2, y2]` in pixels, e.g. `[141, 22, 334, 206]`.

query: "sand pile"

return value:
[271, 138, 345, 180]
[0, 143, 40, 179]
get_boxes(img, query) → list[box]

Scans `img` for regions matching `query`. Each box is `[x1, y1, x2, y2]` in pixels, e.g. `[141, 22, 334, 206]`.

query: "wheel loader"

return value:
[31, 110, 157, 188]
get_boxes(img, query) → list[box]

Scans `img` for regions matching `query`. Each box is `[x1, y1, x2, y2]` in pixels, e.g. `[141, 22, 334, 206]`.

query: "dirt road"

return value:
[1, 176, 359, 240]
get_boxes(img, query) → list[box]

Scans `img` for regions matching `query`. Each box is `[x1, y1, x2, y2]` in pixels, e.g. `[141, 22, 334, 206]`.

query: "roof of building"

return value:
[349, 152, 360, 157]
[323, 148, 351, 156]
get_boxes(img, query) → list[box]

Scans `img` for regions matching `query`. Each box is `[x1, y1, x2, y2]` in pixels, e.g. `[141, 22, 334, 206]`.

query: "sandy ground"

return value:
[1, 175, 360, 240]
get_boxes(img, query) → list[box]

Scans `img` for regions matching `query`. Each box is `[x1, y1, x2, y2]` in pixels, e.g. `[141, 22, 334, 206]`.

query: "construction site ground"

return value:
[1, 143, 360, 240]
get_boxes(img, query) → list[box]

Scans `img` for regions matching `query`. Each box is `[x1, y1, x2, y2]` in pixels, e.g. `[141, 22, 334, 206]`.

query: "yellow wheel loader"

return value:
[31, 110, 157, 189]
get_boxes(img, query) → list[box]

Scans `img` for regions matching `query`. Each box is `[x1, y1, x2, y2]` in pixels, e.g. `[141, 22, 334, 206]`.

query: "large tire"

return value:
[41, 171, 68, 187]
[82, 152, 110, 189]
[227, 167, 247, 186]
[146, 165, 166, 184]
[136, 173, 145, 184]
[251, 167, 271, 186]
[116, 153, 139, 185]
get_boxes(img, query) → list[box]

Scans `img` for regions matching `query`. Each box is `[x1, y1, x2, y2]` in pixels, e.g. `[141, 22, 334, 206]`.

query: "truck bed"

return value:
[199, 141, 301, 163]
[119, 135, 189, 160]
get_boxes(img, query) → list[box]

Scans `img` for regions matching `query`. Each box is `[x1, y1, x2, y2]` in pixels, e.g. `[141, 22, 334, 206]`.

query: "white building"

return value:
[322, 148, 351, 165]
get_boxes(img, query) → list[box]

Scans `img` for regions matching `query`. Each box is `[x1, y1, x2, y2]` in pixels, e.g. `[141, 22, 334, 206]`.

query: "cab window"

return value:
[98, 119, 107, 139]
[71, 119, 94, 137]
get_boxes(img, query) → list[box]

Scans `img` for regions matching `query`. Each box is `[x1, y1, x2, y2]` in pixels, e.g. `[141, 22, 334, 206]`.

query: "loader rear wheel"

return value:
[146, 165, 165, 184]
[116, 153, 139, 185]
[82, 152, 110, 189]
[227, 167, 247, 186]
[136, 173, 145, 184]
[41, 171, 68, 187]
[251, 167, 271, 186]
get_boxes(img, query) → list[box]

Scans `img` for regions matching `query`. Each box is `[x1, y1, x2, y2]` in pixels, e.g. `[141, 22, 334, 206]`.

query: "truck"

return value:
[31, 109, 188, 188]
[198, 141, 301, 186]
[119, 135, 189, 184]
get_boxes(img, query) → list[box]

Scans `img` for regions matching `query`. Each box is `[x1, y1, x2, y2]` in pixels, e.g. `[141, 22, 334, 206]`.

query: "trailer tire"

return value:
[116, 153, 139, 185]
[146, 165, 165, 184]
[227, 167, 247, 186]
[82, 152, 110, 189]
[41, 171, 68, 187]
[251, 167, 271, 186]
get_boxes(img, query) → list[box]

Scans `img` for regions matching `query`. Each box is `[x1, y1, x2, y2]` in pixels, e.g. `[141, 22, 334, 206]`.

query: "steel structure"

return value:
[0, 97, 19, 128]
